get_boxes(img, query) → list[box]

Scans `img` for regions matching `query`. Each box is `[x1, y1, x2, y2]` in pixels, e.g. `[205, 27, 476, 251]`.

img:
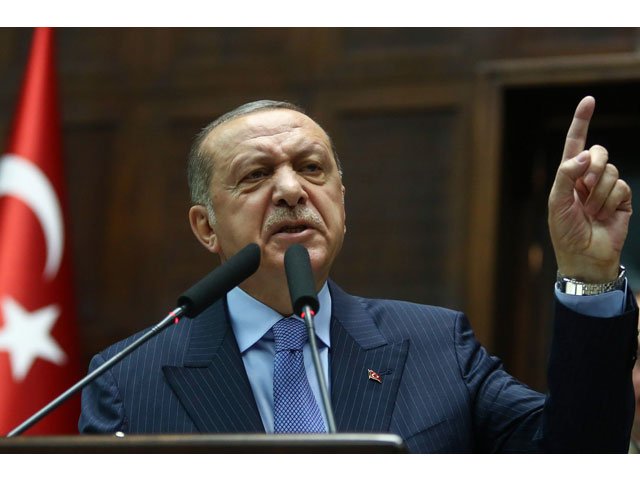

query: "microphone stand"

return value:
[302, 305, 336, 434]
[7, 306, 186, 437]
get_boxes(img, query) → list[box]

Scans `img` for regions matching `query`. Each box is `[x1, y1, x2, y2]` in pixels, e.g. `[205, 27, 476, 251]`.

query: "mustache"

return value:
[263, 205, 323, 233]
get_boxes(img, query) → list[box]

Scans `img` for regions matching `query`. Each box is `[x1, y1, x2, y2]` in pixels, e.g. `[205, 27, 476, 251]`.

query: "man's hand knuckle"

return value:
[619, 179, 631, 196]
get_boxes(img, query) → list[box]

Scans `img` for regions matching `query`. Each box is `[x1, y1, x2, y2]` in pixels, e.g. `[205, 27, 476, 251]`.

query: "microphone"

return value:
[284, 244, 337, 433]
[6, 243, 261, 437]
[178, 242, 261, 317]
[284, 243, 320, 316]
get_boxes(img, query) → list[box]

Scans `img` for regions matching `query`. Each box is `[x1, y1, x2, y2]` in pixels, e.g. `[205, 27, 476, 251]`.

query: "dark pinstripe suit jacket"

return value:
[79, 281, 638, 453]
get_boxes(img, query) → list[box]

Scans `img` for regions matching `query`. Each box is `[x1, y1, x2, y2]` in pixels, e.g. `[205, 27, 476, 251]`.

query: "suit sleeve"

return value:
[78, 353, 128, 433]
[454, 312, 546, 452]
[542, 290, 638, 452]
[456, 291, 638, 453]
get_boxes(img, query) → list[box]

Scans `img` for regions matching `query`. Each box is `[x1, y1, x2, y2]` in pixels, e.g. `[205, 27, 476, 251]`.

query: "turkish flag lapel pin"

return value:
[367, 369, 383, 384]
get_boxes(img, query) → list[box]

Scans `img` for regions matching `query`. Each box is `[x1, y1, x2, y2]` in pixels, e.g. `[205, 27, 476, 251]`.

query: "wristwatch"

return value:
[556, 265, 626, 295]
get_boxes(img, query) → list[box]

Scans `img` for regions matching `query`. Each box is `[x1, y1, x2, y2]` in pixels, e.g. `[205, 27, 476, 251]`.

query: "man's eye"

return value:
[301, 164, 321, 173]
[245, 170, 268, 181]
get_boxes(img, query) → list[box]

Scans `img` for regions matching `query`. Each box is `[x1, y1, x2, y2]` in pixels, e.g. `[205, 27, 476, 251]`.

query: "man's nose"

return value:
[272, 167, 308, 207]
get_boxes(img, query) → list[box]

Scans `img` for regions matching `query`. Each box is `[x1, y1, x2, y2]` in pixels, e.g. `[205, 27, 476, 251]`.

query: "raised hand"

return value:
[548, 96, 632, 283]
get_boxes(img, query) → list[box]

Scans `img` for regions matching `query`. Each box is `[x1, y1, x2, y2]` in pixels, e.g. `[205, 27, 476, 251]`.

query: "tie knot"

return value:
[273, 317, 307, 352]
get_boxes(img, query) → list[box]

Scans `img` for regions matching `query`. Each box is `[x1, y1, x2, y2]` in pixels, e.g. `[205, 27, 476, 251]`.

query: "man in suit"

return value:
[79, 97, 638, 452]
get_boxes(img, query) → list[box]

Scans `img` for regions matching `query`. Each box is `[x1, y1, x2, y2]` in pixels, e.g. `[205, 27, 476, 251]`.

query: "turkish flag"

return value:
[0, 28, 81, 434]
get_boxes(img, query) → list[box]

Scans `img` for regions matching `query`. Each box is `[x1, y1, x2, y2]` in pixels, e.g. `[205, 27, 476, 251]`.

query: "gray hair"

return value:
[187, 99, 342, 221]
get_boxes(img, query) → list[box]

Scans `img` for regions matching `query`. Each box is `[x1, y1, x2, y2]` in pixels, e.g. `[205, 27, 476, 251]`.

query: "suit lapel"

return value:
[161, 282, 409, 434]
[162, 299, 264, 433]
[329, 282, 409, 433]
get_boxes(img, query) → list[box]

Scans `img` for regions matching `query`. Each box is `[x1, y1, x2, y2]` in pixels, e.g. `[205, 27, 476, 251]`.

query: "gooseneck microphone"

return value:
[178, 243, 261, 317]
[7, 243, 261, 437]
[284, 244, 337, 434]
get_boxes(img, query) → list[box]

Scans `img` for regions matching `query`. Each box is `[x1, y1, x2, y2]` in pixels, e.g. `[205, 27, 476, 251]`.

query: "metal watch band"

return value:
[556, 265, 626, 296]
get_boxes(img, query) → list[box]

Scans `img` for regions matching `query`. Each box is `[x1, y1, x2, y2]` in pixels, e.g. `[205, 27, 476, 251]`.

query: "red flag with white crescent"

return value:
[0, 27, 81, 434]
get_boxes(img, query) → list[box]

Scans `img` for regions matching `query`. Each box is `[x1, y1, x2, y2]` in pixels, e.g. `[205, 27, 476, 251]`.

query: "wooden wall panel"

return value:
[470, 27, 638, 59]
[62, 122, 119, 364]
[331, 107, 463, 308]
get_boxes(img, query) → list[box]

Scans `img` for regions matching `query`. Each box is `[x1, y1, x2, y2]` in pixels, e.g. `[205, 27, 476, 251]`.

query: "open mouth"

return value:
[277, 225, 308, 234]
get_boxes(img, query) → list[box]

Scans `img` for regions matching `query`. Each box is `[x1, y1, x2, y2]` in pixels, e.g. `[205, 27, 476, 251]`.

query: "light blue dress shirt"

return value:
[227, 282, 331, 433]
[555, 279, 627, 317]
[227, 279, 625, 433]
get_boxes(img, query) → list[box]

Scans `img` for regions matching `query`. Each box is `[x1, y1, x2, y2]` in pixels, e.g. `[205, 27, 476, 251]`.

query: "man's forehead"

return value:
[205, 109, 328, 150]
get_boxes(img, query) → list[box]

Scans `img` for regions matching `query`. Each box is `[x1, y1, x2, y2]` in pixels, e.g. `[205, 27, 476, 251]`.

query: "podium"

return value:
[0, 433, 407, 453]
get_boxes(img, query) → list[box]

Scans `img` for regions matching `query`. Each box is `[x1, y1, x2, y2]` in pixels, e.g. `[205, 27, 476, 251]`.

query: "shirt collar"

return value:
[227, 281, 331, 354]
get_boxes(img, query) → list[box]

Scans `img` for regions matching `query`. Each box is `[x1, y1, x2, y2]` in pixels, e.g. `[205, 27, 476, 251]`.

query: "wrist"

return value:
[555, 256, 621, 283]
[557, 265, 626, 295]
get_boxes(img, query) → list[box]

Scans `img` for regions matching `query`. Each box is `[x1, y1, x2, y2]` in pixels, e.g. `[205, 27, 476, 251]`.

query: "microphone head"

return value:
[177, 243, 260, 317]
[284, 244, 320, 316]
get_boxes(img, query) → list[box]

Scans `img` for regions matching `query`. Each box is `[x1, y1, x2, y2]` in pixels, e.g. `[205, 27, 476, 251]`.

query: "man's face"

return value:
[199, 109, 346, 284]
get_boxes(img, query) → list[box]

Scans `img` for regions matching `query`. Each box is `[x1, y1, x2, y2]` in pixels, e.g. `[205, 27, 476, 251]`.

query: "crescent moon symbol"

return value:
[0, 154, 64, 280]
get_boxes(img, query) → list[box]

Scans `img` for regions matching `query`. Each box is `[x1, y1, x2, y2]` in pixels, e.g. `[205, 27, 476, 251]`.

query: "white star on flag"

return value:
[0, 296, 66, 382]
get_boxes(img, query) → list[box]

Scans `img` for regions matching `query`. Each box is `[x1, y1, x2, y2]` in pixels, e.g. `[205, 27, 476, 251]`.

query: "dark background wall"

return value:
[1, 28, 639, 391]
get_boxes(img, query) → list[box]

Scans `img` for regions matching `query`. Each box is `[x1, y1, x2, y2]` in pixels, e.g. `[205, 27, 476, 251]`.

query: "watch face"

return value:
[564, 281, 584, 295]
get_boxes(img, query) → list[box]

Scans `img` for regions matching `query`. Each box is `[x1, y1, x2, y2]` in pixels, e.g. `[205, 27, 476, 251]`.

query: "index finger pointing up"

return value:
[562, 96, 596, 162]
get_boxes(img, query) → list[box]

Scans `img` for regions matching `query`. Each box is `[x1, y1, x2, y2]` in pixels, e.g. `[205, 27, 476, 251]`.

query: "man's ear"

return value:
[188, 205, 219, 254]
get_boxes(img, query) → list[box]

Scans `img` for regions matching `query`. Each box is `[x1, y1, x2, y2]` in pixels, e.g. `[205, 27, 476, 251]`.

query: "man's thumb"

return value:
[550, 151, 591, 202]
